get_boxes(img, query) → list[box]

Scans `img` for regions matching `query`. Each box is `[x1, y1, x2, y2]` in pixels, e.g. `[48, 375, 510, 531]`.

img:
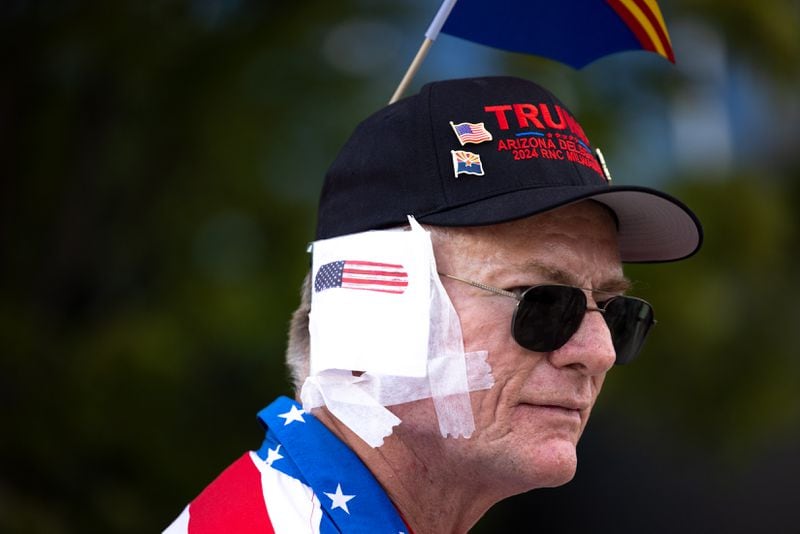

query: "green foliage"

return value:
[603, 175, 800, 457]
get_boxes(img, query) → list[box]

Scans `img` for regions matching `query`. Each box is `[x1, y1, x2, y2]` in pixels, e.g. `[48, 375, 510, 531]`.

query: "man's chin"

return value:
[532, 440, 579, 488]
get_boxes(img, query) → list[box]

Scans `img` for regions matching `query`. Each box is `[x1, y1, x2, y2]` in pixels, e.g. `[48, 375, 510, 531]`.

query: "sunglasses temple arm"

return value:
[438, 273, 520, 300]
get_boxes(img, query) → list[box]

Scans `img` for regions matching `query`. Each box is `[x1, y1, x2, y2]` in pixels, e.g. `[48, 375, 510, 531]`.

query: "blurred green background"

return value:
[2, 1, 799, 532]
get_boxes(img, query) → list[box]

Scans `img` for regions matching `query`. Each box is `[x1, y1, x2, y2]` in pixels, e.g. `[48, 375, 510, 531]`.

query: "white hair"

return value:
[285, 269, 312, 394]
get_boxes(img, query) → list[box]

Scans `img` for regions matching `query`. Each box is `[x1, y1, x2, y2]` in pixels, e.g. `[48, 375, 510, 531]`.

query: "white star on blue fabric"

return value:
[277, 405, 306, 425]
[265, 445, 283, 466]
[324, 483, 355, 514]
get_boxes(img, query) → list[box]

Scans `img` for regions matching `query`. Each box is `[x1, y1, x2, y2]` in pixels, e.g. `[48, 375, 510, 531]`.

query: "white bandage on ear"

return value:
[301, 216, 494, 447]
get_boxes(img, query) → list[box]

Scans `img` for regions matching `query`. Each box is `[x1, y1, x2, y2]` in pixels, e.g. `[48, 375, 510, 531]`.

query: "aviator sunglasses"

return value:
[439, 274, 656, 365]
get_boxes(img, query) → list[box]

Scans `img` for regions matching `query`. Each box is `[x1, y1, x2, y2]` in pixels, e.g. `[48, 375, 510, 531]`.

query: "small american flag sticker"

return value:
[314, 260, 409, 294]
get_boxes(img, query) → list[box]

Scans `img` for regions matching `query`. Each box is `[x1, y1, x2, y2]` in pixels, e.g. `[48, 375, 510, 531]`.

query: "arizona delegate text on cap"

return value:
[316, 75, 702, 263]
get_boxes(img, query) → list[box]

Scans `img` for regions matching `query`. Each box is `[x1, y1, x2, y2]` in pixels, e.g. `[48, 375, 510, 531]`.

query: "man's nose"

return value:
[547, 307, 616, 374]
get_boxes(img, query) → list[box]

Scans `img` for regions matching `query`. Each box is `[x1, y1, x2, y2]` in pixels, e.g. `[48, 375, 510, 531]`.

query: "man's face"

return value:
[423, 200, 624, 496]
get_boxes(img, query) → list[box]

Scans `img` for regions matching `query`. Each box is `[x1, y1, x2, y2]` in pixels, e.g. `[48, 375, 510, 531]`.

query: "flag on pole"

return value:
[389, 0, 676, 103]
[440, 0, 675, 69]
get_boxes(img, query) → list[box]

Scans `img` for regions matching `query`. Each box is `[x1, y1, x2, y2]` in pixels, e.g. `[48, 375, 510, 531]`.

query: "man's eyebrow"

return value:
[596, 277, 632, 294]
[516, 260, 632, 293]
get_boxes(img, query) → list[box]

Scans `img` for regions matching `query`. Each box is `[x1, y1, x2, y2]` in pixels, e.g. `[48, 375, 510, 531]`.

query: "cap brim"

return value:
[416, 184, 703, 263]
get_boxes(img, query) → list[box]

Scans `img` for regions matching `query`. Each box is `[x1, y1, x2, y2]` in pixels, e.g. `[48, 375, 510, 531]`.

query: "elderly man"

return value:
[165, 76, 702, 533]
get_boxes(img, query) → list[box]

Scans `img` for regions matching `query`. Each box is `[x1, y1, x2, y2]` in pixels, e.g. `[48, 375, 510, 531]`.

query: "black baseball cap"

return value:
[316, 76, 702, 263]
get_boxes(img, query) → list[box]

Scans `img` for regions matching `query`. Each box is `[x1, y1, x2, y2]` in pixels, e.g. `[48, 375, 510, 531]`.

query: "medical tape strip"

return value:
[300, 351, 492, 447]
[424, 228, 479, 439]
[301, 371, 402, 448]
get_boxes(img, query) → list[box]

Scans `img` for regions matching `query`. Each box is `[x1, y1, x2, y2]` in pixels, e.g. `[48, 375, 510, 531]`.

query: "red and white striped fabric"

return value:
[164, 452, 324, 534]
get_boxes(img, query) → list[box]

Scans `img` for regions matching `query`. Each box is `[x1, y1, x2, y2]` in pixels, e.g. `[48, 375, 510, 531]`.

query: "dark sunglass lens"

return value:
[512, 286, 586, 352]
[603, 297, 655, 364]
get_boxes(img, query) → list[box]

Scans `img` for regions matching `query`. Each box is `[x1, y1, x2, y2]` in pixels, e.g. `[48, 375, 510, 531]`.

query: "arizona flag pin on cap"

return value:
[451, 150, 484, 177]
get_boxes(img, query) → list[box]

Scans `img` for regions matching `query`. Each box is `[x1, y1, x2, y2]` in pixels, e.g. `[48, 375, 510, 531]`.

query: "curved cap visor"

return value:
[413, 184, 702, 263]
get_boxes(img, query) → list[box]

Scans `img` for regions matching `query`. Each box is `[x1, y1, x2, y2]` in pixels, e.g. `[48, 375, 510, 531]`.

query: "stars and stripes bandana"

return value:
[163, 396, 412, 534]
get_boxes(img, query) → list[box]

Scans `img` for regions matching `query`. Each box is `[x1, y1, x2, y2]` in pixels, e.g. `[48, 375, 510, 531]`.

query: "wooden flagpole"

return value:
[388, 0, 459, 104]
[389, 38, 433, 104]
